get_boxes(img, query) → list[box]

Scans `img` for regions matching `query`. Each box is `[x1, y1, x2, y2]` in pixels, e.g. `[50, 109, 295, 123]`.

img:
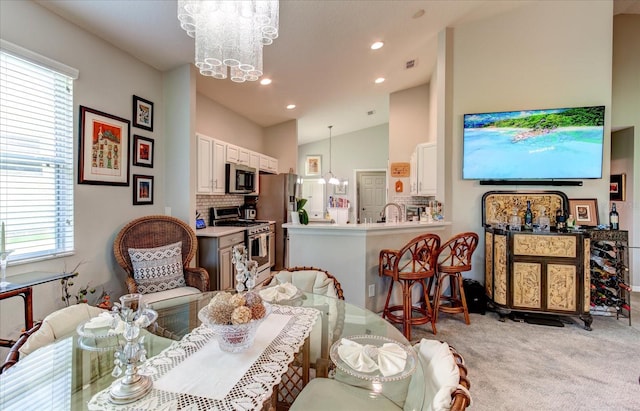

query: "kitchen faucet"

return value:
[379, 202, 402, 223]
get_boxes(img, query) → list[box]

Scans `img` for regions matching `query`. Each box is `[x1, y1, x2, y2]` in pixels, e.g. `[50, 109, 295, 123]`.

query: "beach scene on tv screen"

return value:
[463, 106, 604, 180]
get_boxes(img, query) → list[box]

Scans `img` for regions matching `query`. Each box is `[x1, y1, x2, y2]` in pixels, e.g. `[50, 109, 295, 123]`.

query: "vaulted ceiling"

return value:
[35, 0, 639, 144]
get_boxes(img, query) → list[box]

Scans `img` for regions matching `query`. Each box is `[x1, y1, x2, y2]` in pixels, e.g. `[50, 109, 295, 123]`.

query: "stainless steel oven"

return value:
[247, 223, 272, 278]
[210, 206, 272, 284]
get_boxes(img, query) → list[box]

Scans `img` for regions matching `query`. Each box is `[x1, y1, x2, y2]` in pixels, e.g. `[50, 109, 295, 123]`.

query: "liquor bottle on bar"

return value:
[524, 200, 533, 230]
[555, 208, 566, 232]
[609, 203, 619, 230]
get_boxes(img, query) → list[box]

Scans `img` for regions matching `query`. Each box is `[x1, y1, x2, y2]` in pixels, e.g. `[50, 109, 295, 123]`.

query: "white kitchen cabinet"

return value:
[249, 151, 260, 195]
[212, 139, 226, 194]
[409, 151, 418, 195]
[268, 157, 278, 173]
[414, 142, 437, 197]
[197, 134, 226, 195]
[227, 144, 250, 165]
[259, 154, 278, 173]
[196, 134, 214, 194]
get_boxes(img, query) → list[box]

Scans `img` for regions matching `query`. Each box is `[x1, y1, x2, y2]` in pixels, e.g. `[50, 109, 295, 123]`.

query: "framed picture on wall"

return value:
[610, 173, 626, 201]
[133, 174, 154, 205]
[568, 198, 599, 227]
[305, 155, 321, 176]
[133, 135, 154, 168]
[78, 105, 130, 186]
[132, 95, 154, 131]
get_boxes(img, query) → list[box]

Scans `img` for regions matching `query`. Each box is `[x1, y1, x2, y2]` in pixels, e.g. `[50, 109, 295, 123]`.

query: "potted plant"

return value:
[297, 198, 309, 225]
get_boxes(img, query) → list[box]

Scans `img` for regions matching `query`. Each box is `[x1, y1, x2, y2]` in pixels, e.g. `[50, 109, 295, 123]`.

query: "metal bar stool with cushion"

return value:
[432, 232, 479, 325]
[379, 233, 441, 341]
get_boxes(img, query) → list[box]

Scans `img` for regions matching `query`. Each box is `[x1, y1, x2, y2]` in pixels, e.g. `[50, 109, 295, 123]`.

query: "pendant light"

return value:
[322, 125, 340, 185]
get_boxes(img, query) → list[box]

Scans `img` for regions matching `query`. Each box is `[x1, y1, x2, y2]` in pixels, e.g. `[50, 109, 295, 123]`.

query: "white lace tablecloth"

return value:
[88, 305, 319, 411]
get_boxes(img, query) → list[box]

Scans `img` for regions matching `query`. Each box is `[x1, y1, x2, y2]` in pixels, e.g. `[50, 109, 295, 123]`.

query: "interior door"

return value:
[357, 171, 386, 223]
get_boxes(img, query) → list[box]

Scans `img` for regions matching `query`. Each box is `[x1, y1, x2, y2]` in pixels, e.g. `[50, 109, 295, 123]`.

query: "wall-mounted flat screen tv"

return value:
[462, 105, 605, 180]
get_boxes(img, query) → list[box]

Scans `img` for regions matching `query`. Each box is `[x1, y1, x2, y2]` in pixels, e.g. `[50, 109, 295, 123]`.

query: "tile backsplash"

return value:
[196, 195, 245, 224]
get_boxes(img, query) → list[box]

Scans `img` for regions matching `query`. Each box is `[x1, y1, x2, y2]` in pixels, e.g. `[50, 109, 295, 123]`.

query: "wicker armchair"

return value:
[113, 215, 209, 301]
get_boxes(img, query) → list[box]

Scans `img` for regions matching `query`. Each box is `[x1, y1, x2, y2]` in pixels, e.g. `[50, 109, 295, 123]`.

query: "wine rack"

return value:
[587, 229, 631, 325]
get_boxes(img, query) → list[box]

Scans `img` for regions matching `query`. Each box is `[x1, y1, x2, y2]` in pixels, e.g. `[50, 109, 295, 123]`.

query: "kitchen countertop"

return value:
[283, 220, 450, 231]
[195, 226, 246, 238]
[195, 220, 276, 238]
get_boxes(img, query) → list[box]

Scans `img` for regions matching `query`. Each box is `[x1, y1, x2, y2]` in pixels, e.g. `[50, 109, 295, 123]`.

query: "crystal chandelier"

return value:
[177, 0, 279, 82]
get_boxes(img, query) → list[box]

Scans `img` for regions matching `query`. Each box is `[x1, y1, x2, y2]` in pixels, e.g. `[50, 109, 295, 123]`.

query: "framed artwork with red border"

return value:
[133, 135, 154, 168]
[78, 105, 130, 186]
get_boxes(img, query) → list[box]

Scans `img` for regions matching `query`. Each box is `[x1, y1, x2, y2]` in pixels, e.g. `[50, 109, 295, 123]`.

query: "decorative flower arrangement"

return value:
[206, 291, 266, 325]
[231, 244, 258, 293]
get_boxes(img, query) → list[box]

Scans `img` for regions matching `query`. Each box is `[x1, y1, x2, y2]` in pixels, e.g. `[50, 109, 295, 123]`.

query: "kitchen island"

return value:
[284, 221, 451, 311]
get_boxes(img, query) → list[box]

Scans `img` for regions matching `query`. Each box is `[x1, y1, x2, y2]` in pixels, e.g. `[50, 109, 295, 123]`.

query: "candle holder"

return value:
[108, 293, 157, 404]
[0, 250, 14, 289]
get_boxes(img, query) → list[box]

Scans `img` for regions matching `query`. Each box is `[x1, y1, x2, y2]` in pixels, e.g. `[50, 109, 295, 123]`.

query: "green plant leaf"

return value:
[296, 198, 307, 211]
[299, 209, 309, 225]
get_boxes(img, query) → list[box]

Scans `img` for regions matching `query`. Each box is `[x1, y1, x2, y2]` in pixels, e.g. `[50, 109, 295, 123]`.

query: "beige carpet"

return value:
[410, 292, 640, 411]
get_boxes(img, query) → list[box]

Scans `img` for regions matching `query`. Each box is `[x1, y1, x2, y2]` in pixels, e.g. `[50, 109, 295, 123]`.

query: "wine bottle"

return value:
[609, 203, 619, 230]
[555, 208, 566, 232]
[524, 200, 533, 230]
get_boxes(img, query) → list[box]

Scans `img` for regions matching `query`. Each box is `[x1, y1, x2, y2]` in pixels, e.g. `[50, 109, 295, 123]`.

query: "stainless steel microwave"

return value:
[226, 163, 256, 194]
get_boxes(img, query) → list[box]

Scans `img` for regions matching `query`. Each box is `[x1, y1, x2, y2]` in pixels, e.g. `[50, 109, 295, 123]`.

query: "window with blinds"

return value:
[0, 41, 78, 263]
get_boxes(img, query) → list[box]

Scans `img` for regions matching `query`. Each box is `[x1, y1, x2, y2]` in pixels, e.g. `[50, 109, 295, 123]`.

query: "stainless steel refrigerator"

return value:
[256, 173, 300, 271]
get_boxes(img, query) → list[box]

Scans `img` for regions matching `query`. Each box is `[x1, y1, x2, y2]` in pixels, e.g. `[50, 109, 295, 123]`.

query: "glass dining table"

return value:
[0, 291, 424, 410]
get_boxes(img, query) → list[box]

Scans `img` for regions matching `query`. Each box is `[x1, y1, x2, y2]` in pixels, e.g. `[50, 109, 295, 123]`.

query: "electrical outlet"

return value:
[368, 284, 375, 297]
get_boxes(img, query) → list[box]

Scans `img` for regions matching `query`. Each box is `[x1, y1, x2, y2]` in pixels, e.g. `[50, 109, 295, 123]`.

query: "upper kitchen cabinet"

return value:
[226, 144, 250, 165]
[414, 142, 437, 197]
[249, 151, 260, 195]
[259, 154, 278, 174]
[196, 133, 226, 195]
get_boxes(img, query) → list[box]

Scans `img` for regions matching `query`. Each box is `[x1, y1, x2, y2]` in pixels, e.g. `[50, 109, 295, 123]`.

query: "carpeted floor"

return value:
[409, 292, 640, 411]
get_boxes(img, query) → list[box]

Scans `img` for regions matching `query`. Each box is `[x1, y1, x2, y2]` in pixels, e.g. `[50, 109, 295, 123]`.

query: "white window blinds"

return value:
[0, 41, 76, 263]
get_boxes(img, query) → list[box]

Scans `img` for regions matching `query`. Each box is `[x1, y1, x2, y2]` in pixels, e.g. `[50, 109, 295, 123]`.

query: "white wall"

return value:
[265, 120, 298, 174]
[0, 0, 166, 344]
[448, 1, 613, 281]
[612, 14, 640, 289]
[196, 93, 264, 152]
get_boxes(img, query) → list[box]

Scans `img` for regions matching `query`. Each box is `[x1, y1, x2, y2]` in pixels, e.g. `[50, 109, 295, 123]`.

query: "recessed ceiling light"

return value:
[413, 9, 425, 19]
[286, 104, 296, 110]
[370, 41, 384, 50]
[374, 77, 385, 84]
[260, 78, 272, 85]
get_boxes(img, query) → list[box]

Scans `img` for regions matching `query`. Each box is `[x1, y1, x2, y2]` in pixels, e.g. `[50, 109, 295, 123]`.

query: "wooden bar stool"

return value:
[379, 233, 441, 340]
[432, 232, 479, 325]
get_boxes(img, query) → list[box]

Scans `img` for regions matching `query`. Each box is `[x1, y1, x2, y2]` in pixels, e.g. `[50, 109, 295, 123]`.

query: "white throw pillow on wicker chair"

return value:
[128, 241, 187, 294]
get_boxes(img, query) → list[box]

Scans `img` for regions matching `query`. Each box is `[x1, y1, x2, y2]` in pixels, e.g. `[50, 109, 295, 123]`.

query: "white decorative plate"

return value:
[329, 335, 417, 381]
